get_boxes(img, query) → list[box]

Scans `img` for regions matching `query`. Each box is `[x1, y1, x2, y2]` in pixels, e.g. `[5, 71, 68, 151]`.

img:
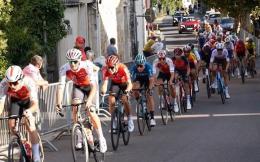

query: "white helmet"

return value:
[157, 50, 166, 58]
[216, 43, 224, 50]
[66, 48, 82, 61]
[5, 65, 23, 82]
[225, 37, 231, 42]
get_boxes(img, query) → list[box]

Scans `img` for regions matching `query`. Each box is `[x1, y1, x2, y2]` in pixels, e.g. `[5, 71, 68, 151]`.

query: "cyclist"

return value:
[152, 50, 176, 111]
[224, 37, 235, 77]
[183, 45, 198, 93]
[130, 53, 156, 126]
[188, 43, 201, 85]
[245, 37, 256, 75]
[210, 43, 230, 99]
[172, 48, 192, 110]
[0, 65, 41, 162]
[235, 39, 247, 77]
[101, 55, 134, 132]
[200, 43, 212, 83]
[56, 48, 107, 153]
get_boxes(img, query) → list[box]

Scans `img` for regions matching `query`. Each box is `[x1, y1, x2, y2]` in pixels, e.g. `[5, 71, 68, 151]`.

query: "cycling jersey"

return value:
[130, 62, 153, 80]
[102, 63, 130, 84]
[23, 64, 44, 83]
[245, 42, 255, 55]
[210, 49, 230, 63]
[152, 57, 174, 75]
[0, 77, 38, 102]
[59, 60, 95, 86]
[186, 53, 197, 68]
[172, 56, 189, 71]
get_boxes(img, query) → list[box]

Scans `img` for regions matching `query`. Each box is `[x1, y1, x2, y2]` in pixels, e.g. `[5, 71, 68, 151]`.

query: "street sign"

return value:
[145, 8, 155, 23]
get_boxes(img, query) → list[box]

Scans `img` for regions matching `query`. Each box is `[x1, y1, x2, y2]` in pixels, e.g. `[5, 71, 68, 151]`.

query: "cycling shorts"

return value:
[133, 77, 150, 89]
[157, 72, 170, 82]
[9, 98, 31, 116]
[213, 58, 227, 70]
[175, 69, 189, 83]
[109, 82, 127, 97]
[72, 85, 91, 101]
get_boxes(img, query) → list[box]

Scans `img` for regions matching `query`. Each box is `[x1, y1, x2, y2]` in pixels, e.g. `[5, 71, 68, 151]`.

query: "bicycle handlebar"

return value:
[0, 114, 25, 120]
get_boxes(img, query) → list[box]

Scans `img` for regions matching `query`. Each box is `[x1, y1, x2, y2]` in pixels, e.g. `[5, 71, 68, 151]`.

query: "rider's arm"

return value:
[224, 49, 230, 71]
[209, 50, 216, 69]
[26, 77, 39, 113]
[101, 67, 109, 94]
[152, 59, 158, 82]
[124, 66, 132, 92]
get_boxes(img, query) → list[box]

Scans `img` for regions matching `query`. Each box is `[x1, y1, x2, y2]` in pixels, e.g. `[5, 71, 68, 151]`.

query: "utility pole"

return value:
[43, 19, 48, 80]
[130, 0, 138, 59]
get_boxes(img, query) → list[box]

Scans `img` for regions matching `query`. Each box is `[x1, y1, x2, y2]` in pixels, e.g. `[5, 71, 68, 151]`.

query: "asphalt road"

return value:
[43, 16, 260, 162]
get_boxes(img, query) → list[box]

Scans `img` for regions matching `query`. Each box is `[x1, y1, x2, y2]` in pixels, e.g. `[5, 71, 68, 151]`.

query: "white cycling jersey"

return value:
[210, 49, 230, 63]
[23, 64, 44, 83]
[152, 57, 175, 75]
[59, 60, 95, 86]
[0, 77, 38, 102]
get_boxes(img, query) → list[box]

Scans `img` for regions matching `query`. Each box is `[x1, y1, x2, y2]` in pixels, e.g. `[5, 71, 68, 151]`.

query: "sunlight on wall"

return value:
[99, 0, 120, 44]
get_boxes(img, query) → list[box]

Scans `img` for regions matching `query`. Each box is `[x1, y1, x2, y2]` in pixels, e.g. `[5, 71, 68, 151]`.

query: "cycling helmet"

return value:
[225, 37, 231, 42]
[183, 45, 191, 53]
[216, 42, 224, 50]
[5, 65, 23, 82]
[135, 53, 146, 65]
[157, 50, 166, 58]
[173, 48, 183, 56]
[66, 48, 82, 61]
[246, 37, 253, 42]
[106, 55, 119, 67]
[187, 43, 194, 50]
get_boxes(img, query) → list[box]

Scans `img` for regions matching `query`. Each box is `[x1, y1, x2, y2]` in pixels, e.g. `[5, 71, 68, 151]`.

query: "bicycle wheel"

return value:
[159, 95, 169, 125]
[206, 76, 211, 98]
[122, 110, 130, 145]
[8, 138, 27, 162]
[241, 65, 245, 84]
[218, 78, 225, 104]
[136, 102, 145, 136]
[93, 140, 105, 162]
[111, 110, 120, 151]
[145, 111, 151, 131]
[71, 123, 89, 162]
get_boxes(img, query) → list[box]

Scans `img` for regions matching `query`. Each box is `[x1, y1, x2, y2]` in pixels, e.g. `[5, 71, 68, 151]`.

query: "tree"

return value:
[4, 0, 66, 68]
[0, 0, 12, 79]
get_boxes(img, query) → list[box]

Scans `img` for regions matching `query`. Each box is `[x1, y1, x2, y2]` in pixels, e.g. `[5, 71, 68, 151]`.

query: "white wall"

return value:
[135, 0, 146, 54]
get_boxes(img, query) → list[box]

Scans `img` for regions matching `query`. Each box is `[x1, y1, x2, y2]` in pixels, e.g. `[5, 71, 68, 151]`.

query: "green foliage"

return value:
[151, 0, 183, 12]
[4, 0, 66, 67]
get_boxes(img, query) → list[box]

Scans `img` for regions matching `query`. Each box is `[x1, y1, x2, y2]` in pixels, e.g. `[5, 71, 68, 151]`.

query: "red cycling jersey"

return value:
[7, 86, 30, 101]
[172, 56, 189, 71]
[102, 63, 130, 84]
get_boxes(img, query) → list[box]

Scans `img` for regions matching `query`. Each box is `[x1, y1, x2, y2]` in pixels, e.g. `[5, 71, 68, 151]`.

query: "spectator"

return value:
[74, 36, 87, 61]
[157, 0, 162, 13]
[23, 55, 48, 89]
[151, 37, 164, 54]
[106, 38, 118, 57]
[166, 6, 170, 15]
[143, 34, 157, 57]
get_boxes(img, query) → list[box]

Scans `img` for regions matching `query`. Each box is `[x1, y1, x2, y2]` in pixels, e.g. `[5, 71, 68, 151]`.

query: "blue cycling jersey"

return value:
[130, 62, 153, 80]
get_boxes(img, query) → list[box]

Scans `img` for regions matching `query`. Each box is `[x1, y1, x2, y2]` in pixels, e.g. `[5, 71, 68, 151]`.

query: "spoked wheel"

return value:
[136, 103, 145, 136]
[92, 140, 105, 162]
[8, 138, 26, 162]
[111, 110, 120, 151]
[71, 123, 89, 162]
[241, 65, 245, 84]
[145, 112, 151, 131]
[218, 79, 226, 104]
[122, 110, 130, 145]
[206, 76, 211, 98]
[168, 106, 175, 122]
[159, 95, 169, 125]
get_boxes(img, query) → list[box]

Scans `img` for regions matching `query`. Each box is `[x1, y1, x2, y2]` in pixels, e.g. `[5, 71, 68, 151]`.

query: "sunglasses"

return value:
[69, 61, 79, 65]
[137, 64, 144, 68]
[8, 80, 20, 86]
[108, 66, 115, 70]
[159, 57, 165, 61]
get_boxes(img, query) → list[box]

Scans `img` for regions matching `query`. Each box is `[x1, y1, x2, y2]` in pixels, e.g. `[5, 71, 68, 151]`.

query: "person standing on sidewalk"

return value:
[74, 36, 87, 61]
[106, 38, 118, 57]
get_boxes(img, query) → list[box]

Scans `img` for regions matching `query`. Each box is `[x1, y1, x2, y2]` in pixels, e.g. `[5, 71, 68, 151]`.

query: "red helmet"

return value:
[75, 36, 85, 44]
[106, 55, 119, 67]
[173, 48, 183, 56]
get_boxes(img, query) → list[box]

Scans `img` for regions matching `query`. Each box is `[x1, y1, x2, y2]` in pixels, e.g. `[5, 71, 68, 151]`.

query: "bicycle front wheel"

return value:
[159, 95, 169, 125]
[8, 138, 27, 162]
[111, 110, 120, 151]
[217, 78, 225, 104]
[71, 123, 89, 162]
[136, 103, 145, 135]
[206, 76, 211, 98]
[241, 65, 245, 84]
[122, 110, 130, 145]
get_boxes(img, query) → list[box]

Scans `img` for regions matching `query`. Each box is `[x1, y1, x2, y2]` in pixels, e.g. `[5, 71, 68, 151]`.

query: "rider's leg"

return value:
[210, 64, 217, 88]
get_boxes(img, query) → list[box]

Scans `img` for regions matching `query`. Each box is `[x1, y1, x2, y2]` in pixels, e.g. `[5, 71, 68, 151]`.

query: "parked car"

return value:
[178, 16, 200, 34]
[220, 17, 235, 32]
[172, 11, 186, 26]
